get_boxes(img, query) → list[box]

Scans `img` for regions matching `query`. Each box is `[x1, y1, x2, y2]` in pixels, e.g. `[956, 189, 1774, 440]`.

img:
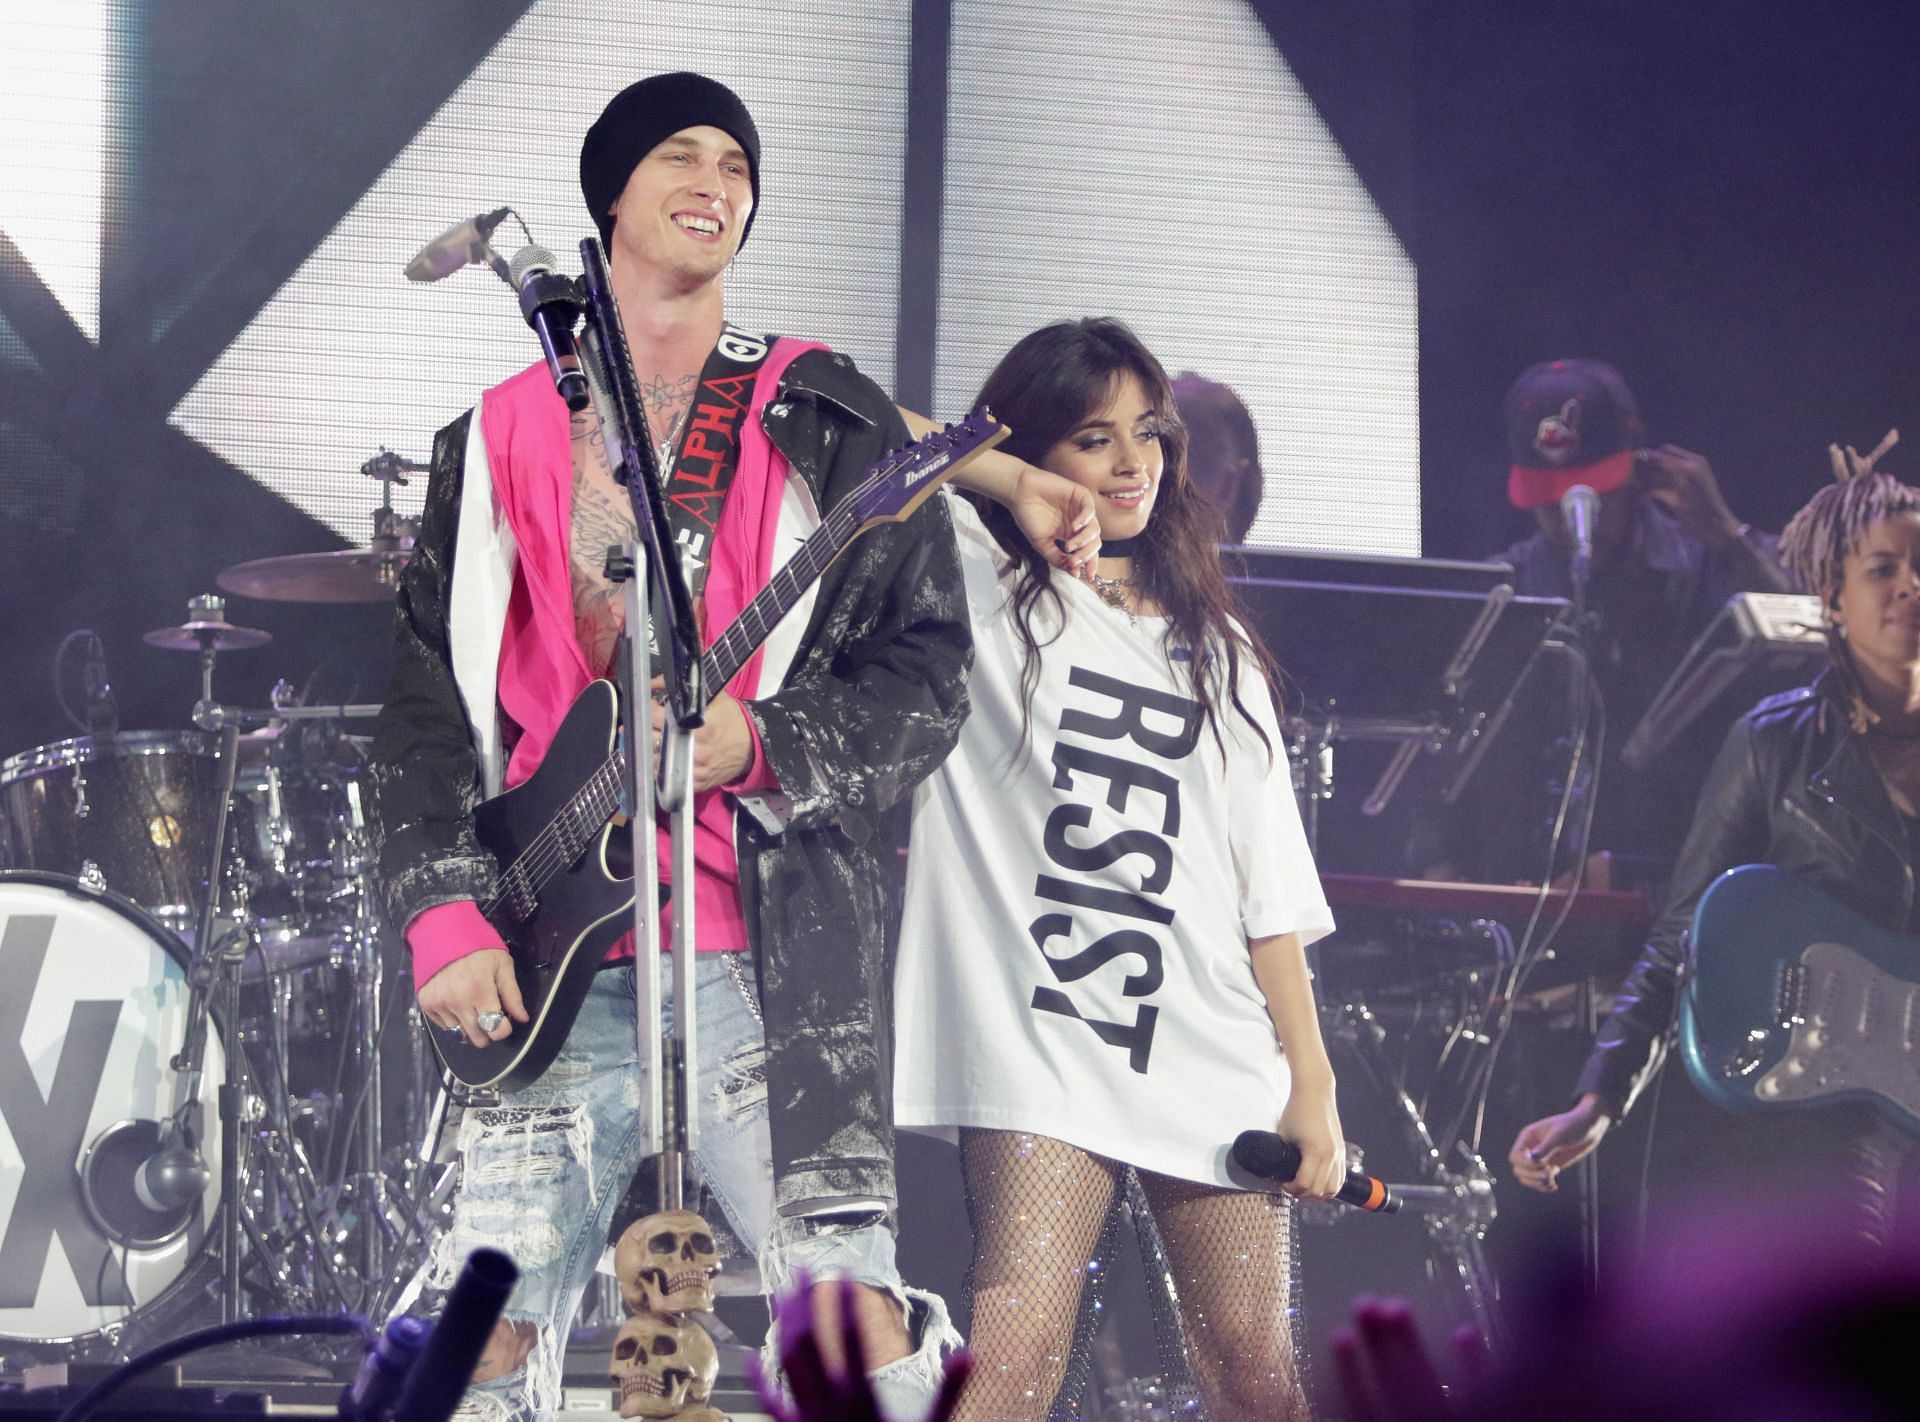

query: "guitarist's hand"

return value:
[1010, 464, 1101, 580]
[1508, 1094, 1613, 1193]
[419, 949, 530, 1049]
[651, 682, 755, 792]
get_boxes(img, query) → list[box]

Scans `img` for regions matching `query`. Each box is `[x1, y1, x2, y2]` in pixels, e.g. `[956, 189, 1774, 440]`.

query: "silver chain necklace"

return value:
[1088, 570, 1137, 626]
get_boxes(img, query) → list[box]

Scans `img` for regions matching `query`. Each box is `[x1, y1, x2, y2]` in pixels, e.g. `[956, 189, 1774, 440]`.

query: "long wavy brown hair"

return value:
[968, 317, 1283, 756]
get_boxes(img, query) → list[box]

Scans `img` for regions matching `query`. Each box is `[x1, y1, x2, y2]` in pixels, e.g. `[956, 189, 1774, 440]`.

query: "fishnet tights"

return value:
[955, 1129, 1310, 1422]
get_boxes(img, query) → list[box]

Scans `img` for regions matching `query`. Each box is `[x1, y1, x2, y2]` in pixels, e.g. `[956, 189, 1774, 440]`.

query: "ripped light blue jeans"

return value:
[433, 954, 954, 1422]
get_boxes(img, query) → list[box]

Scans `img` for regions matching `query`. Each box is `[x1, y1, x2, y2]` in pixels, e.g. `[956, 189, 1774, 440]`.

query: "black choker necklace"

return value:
[1100, 535, 1139, 557]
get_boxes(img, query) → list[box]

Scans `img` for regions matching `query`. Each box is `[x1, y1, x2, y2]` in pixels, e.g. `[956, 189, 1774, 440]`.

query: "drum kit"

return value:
[0, 456, 445, 1362]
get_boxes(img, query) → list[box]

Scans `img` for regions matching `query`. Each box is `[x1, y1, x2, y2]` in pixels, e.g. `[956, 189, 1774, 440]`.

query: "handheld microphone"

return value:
[1230, 1130, 1401, 1213]
[1561, 482, 1600, 591]
[393, 1247, 518, 1422]
[404, 206, 513, 282]
[509, 244, 589, 413]
[82, 634, 118, 741]
[340, 1315, 431, 1422]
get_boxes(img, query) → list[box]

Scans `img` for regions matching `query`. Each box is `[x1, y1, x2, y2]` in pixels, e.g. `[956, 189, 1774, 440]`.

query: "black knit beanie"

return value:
[579, 72, 761, 251]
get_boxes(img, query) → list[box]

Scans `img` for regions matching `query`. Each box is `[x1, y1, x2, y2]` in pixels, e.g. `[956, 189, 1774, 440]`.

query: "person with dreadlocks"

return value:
[1508, 434, 1920, 1247]
[891, 318, 1344, 1422]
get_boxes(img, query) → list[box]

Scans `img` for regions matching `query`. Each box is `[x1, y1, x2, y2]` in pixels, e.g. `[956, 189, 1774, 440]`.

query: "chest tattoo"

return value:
[638, 372, 699, 460]
[570, 403, 638, 677]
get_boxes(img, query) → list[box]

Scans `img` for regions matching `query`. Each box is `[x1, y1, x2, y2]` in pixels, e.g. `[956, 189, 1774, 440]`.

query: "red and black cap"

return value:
[1504, 359, 1644, 509]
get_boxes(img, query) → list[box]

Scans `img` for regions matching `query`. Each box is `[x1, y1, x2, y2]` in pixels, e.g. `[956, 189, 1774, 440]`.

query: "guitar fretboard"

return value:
[481, 418, 988, 916]
[699, 459, 906, 691]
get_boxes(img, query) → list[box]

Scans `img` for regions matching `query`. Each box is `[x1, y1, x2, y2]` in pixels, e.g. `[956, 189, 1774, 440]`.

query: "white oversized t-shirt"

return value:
[893, 494, 1335, 1187]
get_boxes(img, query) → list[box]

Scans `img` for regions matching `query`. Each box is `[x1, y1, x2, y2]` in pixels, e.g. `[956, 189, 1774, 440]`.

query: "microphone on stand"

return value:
[404, 206, 514, 282]
[1561, 482, 1600, 598]
[82, 633, 118, 742]
[77, 1113, 209, 1247]
[510, 244, 590, 413]
[1230, 1130, 1401, 1212]
[134, 1120, 212, 1213]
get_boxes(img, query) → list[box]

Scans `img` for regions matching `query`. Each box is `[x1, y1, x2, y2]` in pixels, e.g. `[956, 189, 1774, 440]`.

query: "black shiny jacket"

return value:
[368, 348, 972, 1214]
[1575, 671, 1918, 1115]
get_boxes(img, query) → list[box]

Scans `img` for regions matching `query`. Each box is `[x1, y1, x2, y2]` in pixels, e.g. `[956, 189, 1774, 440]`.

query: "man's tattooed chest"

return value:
[566, 373, 699, 676]
[569, 404, 637, 675]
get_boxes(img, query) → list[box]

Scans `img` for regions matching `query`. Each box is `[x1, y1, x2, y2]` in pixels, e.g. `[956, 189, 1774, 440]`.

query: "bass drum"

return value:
[0, 872, 223, 1348]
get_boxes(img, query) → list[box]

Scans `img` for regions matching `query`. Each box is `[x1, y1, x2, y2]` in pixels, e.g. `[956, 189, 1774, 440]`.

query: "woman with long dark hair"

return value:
[900, 318, 1345, 1421]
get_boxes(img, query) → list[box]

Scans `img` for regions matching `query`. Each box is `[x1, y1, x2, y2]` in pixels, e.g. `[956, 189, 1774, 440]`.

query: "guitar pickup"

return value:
[1775, 962, 1808, 1029]
[504, 881, 538, 924]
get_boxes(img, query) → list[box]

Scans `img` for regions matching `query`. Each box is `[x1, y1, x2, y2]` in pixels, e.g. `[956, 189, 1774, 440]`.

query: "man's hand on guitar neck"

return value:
[650, 679, 757, 792]
[419, 948, 531, 1049]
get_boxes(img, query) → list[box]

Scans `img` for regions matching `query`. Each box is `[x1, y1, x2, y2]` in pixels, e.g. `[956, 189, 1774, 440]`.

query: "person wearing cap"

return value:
[1508, 450, 1920, 1247]
[1499, 359, 1788, 615]
[368, 71, 990, 1419]
[1415, 359, 1792, 884]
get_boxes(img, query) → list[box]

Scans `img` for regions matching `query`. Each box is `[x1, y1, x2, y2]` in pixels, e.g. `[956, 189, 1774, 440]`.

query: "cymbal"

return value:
[142, 618, 273, 652]
[217, 547, 411, 604]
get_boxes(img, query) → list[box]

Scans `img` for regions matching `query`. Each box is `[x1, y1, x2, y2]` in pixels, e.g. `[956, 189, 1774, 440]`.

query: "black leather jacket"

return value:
[368, 349, 971, 1214]
[1576, 670, 1918, 1115]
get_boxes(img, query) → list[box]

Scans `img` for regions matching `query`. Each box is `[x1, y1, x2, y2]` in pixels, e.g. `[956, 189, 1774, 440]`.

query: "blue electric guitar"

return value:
[1680, 864, 1920, 1134]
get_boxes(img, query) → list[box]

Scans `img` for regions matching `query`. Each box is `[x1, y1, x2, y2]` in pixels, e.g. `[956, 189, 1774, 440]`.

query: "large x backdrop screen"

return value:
[3, 0, 1417, 554]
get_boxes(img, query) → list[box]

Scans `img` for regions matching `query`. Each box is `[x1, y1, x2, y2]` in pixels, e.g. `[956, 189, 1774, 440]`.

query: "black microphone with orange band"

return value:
[1231, 1130, 1402, 1213]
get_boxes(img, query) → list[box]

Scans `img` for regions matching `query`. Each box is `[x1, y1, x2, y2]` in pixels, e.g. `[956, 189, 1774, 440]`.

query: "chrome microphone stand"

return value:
[572, 236, 708, 1210]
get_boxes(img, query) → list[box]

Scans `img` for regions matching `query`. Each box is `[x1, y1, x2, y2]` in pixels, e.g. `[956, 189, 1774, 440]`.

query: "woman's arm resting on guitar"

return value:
[897, 405, 1100, 576]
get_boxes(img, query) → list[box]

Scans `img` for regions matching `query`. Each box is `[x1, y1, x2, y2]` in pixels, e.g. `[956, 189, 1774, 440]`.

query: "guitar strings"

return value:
[483, 422, 981, 918]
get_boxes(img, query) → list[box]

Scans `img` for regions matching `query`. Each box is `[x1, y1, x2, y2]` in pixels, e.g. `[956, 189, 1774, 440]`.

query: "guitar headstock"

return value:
[848, 408, 1011, 527]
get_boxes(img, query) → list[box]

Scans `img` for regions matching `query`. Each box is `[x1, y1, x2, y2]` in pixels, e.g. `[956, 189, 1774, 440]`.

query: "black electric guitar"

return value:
[435, 412, 1007, 1089]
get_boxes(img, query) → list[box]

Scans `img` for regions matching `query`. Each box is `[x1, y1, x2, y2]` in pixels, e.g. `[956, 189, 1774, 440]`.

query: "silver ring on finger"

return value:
[476, 1010, 506, 1033]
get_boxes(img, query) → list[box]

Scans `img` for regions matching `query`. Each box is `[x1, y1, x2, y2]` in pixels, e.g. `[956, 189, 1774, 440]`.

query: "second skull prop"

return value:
[615, 1208, 722, 1315]
[610, 1310, 720, 1419]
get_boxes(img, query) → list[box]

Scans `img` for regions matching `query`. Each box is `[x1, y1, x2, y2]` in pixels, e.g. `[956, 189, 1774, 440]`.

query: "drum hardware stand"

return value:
[193, 698, 385, 733]
[1321, 996, 1507, 1355]
[1284, 706, 1453, 855]
[153, 611, 409, 1320]
[139, 719, 254, 1325]
[361, 448, 426, 594]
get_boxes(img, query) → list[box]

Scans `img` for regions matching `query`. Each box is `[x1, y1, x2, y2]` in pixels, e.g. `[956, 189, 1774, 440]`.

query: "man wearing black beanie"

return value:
[370, 71, 970, 1420]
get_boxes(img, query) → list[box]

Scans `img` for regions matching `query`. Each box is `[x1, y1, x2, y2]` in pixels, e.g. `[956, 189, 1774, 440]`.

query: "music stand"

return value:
[1229, 548, 1566, 840]
[1621, 592, 1826, 769]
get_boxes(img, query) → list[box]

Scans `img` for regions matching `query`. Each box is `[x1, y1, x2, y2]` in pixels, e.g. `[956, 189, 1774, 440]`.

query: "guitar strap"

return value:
[657, 324, 776, 606]
[612, 327, 774, 810]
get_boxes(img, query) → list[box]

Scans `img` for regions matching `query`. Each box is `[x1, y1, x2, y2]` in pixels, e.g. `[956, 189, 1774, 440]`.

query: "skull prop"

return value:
[615, 1209, 721, 1314]
[609, 1310, 719, 1419]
